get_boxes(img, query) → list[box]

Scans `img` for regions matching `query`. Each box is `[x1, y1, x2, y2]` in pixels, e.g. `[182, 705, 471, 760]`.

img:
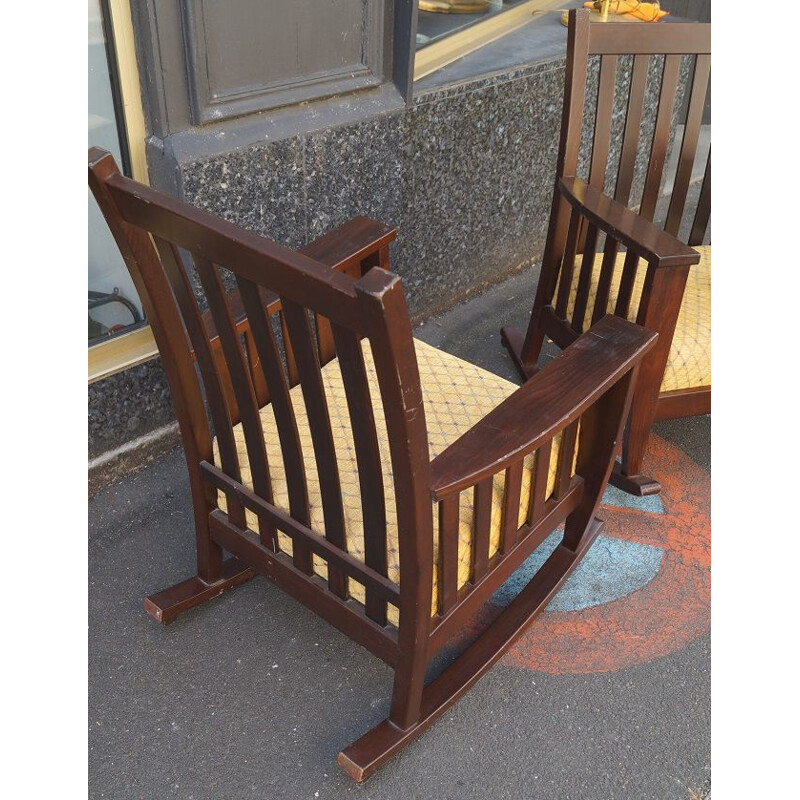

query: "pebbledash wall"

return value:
[88, 0, 710, 485]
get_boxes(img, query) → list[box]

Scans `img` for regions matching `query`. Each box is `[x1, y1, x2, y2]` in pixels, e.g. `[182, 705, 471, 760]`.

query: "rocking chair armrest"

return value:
[559, 177, 701, 268]
[199, 216, 397, 342]
[299, 216, 397, 273]
[428, 315, 657, 500]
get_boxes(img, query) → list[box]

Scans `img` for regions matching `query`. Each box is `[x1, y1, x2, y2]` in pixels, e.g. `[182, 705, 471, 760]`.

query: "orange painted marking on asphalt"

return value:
[501, 434, 710, 675]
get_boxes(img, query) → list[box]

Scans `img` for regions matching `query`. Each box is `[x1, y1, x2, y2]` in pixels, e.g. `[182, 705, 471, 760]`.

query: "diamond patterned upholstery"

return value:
[215, 338, 565, 624]
[565, 245, 711, 392]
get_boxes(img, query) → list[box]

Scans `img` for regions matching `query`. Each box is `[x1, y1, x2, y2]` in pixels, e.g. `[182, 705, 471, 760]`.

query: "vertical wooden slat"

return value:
[500, 461, 524, 554]
[331, 324, 388, 625]
[528, 440, 552, 525]
[472, 478, 493, 584]
[194, 255, 277, 549]
[665, 55, 711, 238]
[590, 235, 621, 325]
[236, 276, 313, 572]
[554, 208, 582, 318]
[689, 152, 711, 247]
[614, 54, 650, 206]
[639, 54, 682, 222]
[315, 313, 336, 366]
[571, 223, 600, 333]
[151, 237, 246, 529]
[438, 495, 459, 615]
[555, 421, 580, 500]
[613, 250, 642, 320]
[279, 310, 300, 387]
[282, 299, 349, 599]
[243, 328, 270, 407]
[588, 55, 618, 191]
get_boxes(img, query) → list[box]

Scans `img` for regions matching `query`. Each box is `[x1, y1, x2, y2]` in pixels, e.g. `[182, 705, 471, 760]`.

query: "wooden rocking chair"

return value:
[501, 9, 711, 495]
[89, 147, 655, 781]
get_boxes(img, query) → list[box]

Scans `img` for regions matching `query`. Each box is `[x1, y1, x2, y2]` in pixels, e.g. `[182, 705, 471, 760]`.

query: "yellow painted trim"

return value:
[414, 0, 561, 81]
[90, 0, 157, 385]
[89, 326, 159, 384]
[107, 0, 148, 184]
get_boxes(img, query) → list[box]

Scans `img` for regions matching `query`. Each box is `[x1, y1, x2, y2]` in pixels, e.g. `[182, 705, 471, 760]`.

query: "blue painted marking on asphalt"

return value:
[601, 484, 665, 514]
[490, 531, 664, 612]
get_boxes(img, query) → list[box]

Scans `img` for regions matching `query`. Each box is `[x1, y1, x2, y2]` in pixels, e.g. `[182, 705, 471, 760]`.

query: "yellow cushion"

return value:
[216, 338, 564, 624]
[565, 245, 710, 392]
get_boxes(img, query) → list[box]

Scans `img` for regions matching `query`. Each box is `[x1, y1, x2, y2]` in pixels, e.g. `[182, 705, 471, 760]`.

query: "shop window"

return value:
[414, 0, 559, 80]
[89, 0, 155, 382]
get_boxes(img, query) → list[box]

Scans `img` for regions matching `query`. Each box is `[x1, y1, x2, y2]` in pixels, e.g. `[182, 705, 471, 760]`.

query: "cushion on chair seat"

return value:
[215, 338, 566, 625]
[567, 245, 710, 393]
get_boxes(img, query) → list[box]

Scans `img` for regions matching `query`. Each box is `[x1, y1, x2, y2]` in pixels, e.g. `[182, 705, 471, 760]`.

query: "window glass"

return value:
[88, 0, 144, 344]
[416, 0, 530, 49]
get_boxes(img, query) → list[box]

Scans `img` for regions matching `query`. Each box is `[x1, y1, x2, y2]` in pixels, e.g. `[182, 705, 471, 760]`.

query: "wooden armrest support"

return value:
[559, 177, 700, 268]
[429, 315, 657, 500]
[299, 216, 396, 272]
[199, 216, 397, 342]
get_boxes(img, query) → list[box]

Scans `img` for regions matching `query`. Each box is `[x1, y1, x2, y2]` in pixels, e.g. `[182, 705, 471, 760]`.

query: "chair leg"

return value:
[143, 493, 255, 624]
[337, 521, 602, 783]
[607, 379, 662, 497]
[500, 325, 540, 381]
[563, 366, 643, 545]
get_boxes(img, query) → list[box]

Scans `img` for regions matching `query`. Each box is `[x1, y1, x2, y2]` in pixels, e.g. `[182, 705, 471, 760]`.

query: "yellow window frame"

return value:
[414, 0, 562, 81]
[89, 0, 156, 384]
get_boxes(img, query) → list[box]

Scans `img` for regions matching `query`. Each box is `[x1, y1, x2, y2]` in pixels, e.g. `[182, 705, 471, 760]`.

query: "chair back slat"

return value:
[242, 328, 271, 407]
[151, 236, 246, 530]
[555, 422, 580, 500]
[571, 222, 600, 331]
[281, 299, 350, 598]
[279, 310, 301, 386]
[613, 250, 643, 320]
[437, 495, 460, 615]
[665, 54, 711, 238]
[554, 208, 582, 318]
[689, 151, 711, 247]
[500, 461, 524, 555]
[527, 440, 552, 526]
[614, 54, 650, 207]
[471, 478, 493, 584]
[330, 323, 389, 625]
[193, 254, 277, 548]
[590, 235, 621, 326]
[638, 54, 682, 222]
[236, 275, 313, 560]
[588, 55, 618, 191]
[315, 313, 337, 366]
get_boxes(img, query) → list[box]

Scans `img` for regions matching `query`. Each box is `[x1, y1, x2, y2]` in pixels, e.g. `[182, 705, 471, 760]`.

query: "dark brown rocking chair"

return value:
[502, 9, 711, 495]
[89, 147, 655, 781]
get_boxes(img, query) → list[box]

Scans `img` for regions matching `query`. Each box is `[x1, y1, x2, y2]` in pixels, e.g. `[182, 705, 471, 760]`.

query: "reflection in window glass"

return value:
[88, 0, 144, 344]
[416, 0, 530, 49]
